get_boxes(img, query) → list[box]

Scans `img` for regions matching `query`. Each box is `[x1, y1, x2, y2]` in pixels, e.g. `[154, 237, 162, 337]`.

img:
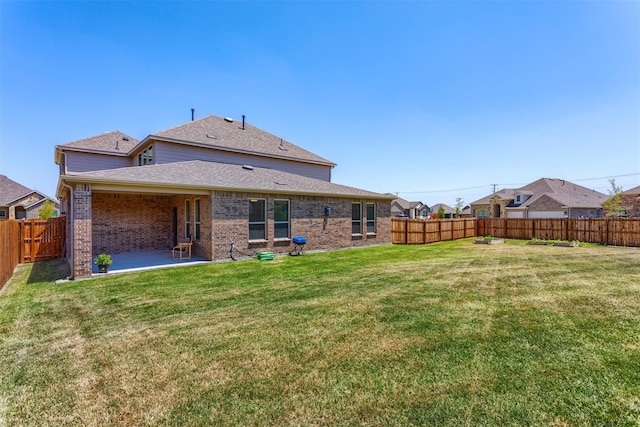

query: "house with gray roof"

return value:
[469, 178, 607, 219]
[604, 185, 640, 218]
[430, 203, 456, 218]
[55, 115, 393, 278]
[0, 175, 59, 220]
[390, 196, 429, 218]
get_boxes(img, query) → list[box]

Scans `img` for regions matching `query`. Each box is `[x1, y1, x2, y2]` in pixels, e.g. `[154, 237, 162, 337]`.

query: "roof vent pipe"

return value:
[191, 108, 195, 121]
[242, 115, 245, 130]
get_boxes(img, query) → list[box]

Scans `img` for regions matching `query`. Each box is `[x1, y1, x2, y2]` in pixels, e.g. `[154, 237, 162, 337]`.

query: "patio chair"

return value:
[172, 235, 193, 260]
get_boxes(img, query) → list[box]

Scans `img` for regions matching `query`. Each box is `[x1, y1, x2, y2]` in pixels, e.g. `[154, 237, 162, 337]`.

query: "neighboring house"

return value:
[55, 115, 394, 279]
[430, 203, 456, 218]
[0, 175, 59, 220]
[469, 178, 607, 219]
[390, 196, 429, 218]
[605, 185, 640, 218]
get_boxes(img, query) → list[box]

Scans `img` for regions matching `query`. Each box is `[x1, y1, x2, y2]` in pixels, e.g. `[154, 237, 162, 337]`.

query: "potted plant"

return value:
[94, 253, 113, 273]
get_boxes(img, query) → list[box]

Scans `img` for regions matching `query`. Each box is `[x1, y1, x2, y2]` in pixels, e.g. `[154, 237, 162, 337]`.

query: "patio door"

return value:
[172, 207, 178, 247]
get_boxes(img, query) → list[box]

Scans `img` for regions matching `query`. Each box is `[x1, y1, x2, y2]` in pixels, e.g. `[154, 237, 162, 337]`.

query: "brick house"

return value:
[390, 196, 429, 218]
[604, 185, 640, 218]
[55, 115, 393, 278]
[469, 178, 608, 219]
[0, 175, 60, 220]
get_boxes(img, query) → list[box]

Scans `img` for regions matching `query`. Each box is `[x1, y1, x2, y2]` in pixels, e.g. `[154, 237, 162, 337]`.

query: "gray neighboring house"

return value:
[390, 196, 429, 218]
[0, 175, 59, 220]
[430, 203, 456, 218]
[469, 177, 607, 219]
[55, 115, 393, 279]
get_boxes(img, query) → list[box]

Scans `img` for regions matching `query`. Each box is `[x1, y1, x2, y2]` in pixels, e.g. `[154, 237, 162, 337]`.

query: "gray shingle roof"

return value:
[0, 175, 33, 205]
[65, 160, 391, 199]
[470, 178, 607, 208]
[147, 115, 336, 167]
[430, 203, 455, 214]
[623, 185, 640, 195]
[57, 131, 139, 155]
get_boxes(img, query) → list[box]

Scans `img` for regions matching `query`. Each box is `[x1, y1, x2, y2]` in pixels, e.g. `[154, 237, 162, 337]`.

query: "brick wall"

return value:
[527, 195, 562, 212]
[211, 191, 391, 260]
[73, 184, 93, 278]
[92, 193, 174, 254]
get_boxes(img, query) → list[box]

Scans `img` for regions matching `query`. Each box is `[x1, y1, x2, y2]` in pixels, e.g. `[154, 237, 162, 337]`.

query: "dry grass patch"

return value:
[1, 241, 639, 426]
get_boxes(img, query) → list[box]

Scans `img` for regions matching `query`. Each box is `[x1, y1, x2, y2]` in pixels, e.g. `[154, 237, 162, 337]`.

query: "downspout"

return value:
[59, 180, 74, 279]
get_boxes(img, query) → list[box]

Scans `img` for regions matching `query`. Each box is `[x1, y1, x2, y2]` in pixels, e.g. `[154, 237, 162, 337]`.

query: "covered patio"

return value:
[92, 250, 210, 275]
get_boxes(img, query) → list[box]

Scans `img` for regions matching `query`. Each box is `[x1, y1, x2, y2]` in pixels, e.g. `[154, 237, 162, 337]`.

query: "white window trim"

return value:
[352, 202, 362, 235]
[249, 198, 267, 241]
[366, 203, 377, 235]
[185, 199, 191, 239]
[273, 199, 290, 240]
[194, 198, 200, 241]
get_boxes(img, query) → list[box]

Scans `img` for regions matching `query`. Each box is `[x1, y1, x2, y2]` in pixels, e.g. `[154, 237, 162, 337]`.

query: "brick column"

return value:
[73, 184, 93, 278]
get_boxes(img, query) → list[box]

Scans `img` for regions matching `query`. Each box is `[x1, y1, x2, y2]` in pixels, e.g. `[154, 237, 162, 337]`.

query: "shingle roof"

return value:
[0, 175, 33, 205]
[57, 131, 139, 155]
[146, 115, 336, 167]
[392, 196, 424, 210]
[623, 185, 640, 195]
[64, 160, 391, 199]
[430, 203, 455, 214]
[470, 178, 607, 208]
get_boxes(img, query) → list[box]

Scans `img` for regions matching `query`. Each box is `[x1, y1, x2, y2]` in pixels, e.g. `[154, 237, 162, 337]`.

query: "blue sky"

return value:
[1, 0, 638, 207]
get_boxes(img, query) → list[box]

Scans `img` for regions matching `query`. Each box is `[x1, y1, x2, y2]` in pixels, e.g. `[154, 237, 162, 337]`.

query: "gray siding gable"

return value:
[153, 141, 332, 181]
[66, 151, 132, 173]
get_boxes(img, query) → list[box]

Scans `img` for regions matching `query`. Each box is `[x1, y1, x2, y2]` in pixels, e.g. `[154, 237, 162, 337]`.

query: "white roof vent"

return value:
[224, 117, 234, 123]
[242, 165, 254, 170]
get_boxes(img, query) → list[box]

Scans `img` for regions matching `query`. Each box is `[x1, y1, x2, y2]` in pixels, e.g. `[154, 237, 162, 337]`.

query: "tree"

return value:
[603, 179, 627, 218]
[438, 205, 445, 219]
[38, 200, 57, 219]
[455, 197, 464, 218]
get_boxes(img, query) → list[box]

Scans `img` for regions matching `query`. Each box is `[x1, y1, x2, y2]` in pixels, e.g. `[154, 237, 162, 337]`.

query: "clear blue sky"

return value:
[1, 0, 638, 207]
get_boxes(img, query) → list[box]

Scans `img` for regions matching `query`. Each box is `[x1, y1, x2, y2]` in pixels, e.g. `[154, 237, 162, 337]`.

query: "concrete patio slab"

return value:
[92, 250, 210, 276]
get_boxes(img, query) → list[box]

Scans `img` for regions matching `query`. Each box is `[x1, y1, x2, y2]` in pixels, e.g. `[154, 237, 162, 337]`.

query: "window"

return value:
[138, 145, 153, 165]
[249, 199, 266, 240]
[515, 195, 521, 203]
[352, 202, 362, 234]
[185, 200, 191, 239]
[194, 199, 201, 240]
[274, 199, 290, 239]
[0, 209, 6, 219]
[477, 209, 488, 218]
[366, 203, 376, 234]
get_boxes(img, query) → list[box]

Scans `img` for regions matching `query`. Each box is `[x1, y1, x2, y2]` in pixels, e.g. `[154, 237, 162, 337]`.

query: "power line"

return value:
[394, 172, 639, 196]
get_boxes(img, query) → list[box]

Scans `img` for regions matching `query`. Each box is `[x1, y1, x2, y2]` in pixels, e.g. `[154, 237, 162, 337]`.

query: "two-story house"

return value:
[0, 175, 59, 220]
[55, 115, 393, 278]
[470, 178, 607, 219]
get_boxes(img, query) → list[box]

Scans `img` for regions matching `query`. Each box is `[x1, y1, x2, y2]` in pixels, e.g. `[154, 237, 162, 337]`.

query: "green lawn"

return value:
[1, 239, 639, 426]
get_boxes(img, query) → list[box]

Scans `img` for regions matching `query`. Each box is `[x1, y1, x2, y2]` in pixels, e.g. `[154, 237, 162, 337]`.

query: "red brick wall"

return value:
[211, 191, 391, 260]
[92, 193, 174, 254]
[87, 190, 390, 266]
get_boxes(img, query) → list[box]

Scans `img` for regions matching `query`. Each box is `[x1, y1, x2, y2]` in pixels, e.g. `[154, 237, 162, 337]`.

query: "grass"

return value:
[1, 239, 639, 426]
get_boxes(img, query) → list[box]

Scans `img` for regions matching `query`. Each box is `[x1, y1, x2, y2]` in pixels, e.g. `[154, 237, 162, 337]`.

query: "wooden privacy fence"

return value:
[392, 217, 640, 247]
[19, 217, 66, 263]
[0, 219, 20, 290]
[477, 218, 640, 247]
[392, 218, 477, 244]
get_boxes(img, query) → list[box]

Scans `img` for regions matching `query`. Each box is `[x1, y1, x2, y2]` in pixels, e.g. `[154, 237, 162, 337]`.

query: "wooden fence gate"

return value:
[19, 217, 66, 263]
